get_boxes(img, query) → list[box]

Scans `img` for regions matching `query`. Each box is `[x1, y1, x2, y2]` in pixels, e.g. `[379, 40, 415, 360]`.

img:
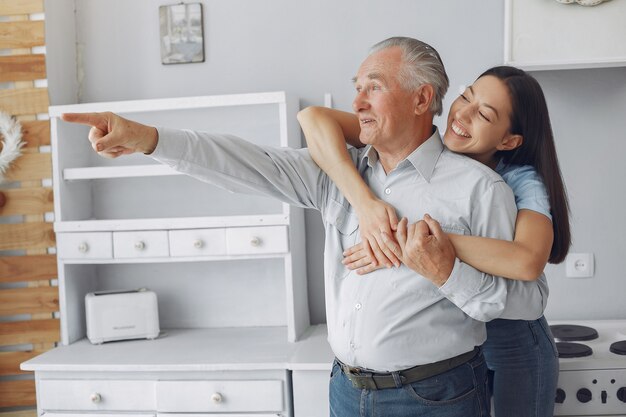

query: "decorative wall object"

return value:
[504, 0, 626, 70]
[159, 3, 205, 65]
[555, 0, 609, 6]
[0, 111, 25, 182]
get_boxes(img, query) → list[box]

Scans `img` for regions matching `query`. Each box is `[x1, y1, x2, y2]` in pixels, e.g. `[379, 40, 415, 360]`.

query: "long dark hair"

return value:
[481, 66, 571, 264]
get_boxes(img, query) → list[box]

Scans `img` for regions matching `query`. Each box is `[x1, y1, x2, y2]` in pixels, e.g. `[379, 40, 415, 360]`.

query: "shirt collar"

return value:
[404, 128, 443, 182]
[359, 127, 444, 182]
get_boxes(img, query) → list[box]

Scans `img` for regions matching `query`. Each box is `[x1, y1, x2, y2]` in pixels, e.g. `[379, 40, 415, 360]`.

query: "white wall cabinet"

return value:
[23, 92, 311, 417]
[504, 0, 626, 70]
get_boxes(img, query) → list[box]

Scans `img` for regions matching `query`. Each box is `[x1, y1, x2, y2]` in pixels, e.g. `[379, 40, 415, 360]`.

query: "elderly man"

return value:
[63, 37, 544, 417]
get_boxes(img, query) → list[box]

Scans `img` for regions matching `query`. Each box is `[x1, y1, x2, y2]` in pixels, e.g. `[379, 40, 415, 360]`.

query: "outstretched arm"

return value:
[297, 106, 400, 268]
[61, 112, 159, 157]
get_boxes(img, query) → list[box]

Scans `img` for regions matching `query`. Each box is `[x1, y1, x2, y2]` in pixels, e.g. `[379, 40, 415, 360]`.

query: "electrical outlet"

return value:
[565, 253, 594, 278]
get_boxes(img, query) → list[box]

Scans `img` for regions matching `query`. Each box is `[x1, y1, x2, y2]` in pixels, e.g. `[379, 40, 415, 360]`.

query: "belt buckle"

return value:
[343, 364, 361, 377]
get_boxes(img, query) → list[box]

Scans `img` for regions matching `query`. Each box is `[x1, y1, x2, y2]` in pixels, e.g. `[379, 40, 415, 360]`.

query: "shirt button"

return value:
[355, 303, 362, 310]
[384, 188, 391, 195]
[350, 342, 356, 349]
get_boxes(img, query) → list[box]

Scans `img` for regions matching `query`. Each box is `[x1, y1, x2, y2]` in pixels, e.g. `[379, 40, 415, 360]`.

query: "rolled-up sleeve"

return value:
[438, 180, 546, 321]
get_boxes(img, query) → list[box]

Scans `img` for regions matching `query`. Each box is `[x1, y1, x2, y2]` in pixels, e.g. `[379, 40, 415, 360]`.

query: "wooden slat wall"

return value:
[0, 255, 57, 283]
[0, 54, 46, 82]
[1, 0, 58, 413]
[0, 0, 43, 15]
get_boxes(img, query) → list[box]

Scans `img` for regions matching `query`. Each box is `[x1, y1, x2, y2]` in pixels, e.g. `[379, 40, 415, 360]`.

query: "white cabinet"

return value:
[23, 92, 309, 417]
[39, 380, 157, 411]
[57, 232, 113, 260]
[49, 91, 308, 345]
[504, 0, 626, 70]
[156, 380, 283, 412]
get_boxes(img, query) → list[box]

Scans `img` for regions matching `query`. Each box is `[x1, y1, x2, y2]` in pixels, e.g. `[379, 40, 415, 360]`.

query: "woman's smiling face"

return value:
[443, 75, 521, 166]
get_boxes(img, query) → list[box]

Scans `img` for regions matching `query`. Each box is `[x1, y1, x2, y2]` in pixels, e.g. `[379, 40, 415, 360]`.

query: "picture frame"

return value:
[159, 2, 205, 65]
[504, 0, 626, 71]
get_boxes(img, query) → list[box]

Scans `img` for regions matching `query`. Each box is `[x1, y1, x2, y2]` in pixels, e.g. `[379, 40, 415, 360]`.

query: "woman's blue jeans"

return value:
[483, 316, 559, 417]
[329, 349, 490, 417]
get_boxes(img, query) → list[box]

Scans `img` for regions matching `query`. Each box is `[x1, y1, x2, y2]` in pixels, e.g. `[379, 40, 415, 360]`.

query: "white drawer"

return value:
[168, 228, 226, 257]
[113, 231, 169, 258]
[156, 380, 283, 412]
[39, 379, 156, 411]
[226, 226, 288, 255]
[57, 232, 113, 260]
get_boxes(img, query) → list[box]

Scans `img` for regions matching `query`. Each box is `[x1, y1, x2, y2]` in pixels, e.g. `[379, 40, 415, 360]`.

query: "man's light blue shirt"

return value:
[151, 127, 547, 371]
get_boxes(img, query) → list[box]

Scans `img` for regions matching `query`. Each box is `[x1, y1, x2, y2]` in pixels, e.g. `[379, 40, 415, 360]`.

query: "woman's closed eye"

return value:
[479, 111, 491, 122]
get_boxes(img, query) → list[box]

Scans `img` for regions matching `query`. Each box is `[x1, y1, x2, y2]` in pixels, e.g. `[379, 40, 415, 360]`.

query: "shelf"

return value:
[48, 91, 289, 117]
[63, 164, 182, 180]
[54, 214, 290, 232]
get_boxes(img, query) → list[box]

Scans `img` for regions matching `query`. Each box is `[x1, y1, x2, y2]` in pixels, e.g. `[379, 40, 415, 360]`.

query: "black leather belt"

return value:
[337, 347, 479, 390]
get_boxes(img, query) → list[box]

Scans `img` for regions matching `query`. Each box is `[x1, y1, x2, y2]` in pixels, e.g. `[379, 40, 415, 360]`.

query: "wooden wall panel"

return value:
[0, 188, 53, 216]
[0, 380, 36, 408]
[0, 410, 37, 417]
[0, 0, 43, 16]
[1, 4, 56, 412]
[0, 54, 46, 82]
[0, 319, 60, 346]
[0, 222, 55, 251]
[0, 351, 43, 376]
[0, 255, 57, 283]
[21, 120, 50, 148]
[3, 153, 52, 182]
[0, 88, 49, 116]
[0, 287, 58, 316]
[0, 21, 44, 49]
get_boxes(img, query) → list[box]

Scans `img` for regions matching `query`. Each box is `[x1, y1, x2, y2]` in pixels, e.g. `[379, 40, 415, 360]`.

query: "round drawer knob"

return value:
[134, 241, 146, 251]
[90, 392, 102, 403]
[78, 242, 89, 253]
[193, 239, 204, 249]
[250, 236, 262, 247]
[211, 392, 223, 403]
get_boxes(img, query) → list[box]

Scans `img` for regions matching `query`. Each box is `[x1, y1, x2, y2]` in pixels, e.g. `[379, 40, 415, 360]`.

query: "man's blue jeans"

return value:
[483, 316, 559, 417]
[329, 350, 490, 417]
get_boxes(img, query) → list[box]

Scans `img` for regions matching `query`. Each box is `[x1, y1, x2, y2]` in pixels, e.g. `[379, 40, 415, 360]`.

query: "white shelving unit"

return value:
[504, 0, 626, 71]
[23, 91, 311, 417]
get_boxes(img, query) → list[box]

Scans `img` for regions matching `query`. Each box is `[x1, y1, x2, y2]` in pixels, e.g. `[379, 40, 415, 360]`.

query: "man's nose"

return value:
[352, 90, 369, 112]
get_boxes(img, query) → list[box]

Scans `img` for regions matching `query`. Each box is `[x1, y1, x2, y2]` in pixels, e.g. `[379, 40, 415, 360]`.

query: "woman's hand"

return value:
[342, 242, 384, 275]
[354, 197, 401, 269]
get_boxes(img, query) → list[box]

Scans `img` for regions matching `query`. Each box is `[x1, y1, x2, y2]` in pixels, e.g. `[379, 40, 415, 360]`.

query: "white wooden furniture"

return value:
[22, 92, 312, 417]
[504, 0, 626, 71]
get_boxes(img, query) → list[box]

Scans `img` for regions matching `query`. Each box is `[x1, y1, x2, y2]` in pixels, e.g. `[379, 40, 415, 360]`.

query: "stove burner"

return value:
[556, 342, 593, 358]
[550, 324, 598, 341]
[610, 340, 626, 355]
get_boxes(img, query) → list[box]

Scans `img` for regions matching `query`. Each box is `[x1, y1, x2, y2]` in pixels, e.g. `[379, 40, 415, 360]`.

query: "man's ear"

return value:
[497, 134, 523, 151]
[414, 84, 435, 116]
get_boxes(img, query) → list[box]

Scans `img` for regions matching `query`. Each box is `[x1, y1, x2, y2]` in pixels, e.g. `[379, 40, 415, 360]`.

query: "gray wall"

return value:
[46, 0, 626, 323]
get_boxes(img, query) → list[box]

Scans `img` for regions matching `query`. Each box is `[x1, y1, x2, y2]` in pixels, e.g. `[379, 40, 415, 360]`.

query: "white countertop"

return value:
[22, 325, 334, 373]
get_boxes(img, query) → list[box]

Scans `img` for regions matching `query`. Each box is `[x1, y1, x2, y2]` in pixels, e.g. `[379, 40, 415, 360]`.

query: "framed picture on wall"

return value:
[159, 3, 205, 65]
[504, 0, 626, 71]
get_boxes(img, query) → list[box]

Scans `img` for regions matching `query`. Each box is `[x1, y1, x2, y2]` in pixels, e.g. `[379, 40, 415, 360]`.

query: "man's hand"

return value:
[61, 112, 159, 158]
[382, 214, 456, 287]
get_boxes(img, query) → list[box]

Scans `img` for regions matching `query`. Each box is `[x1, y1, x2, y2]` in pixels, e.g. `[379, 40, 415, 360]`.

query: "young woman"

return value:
[297, 66, 570, 417]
